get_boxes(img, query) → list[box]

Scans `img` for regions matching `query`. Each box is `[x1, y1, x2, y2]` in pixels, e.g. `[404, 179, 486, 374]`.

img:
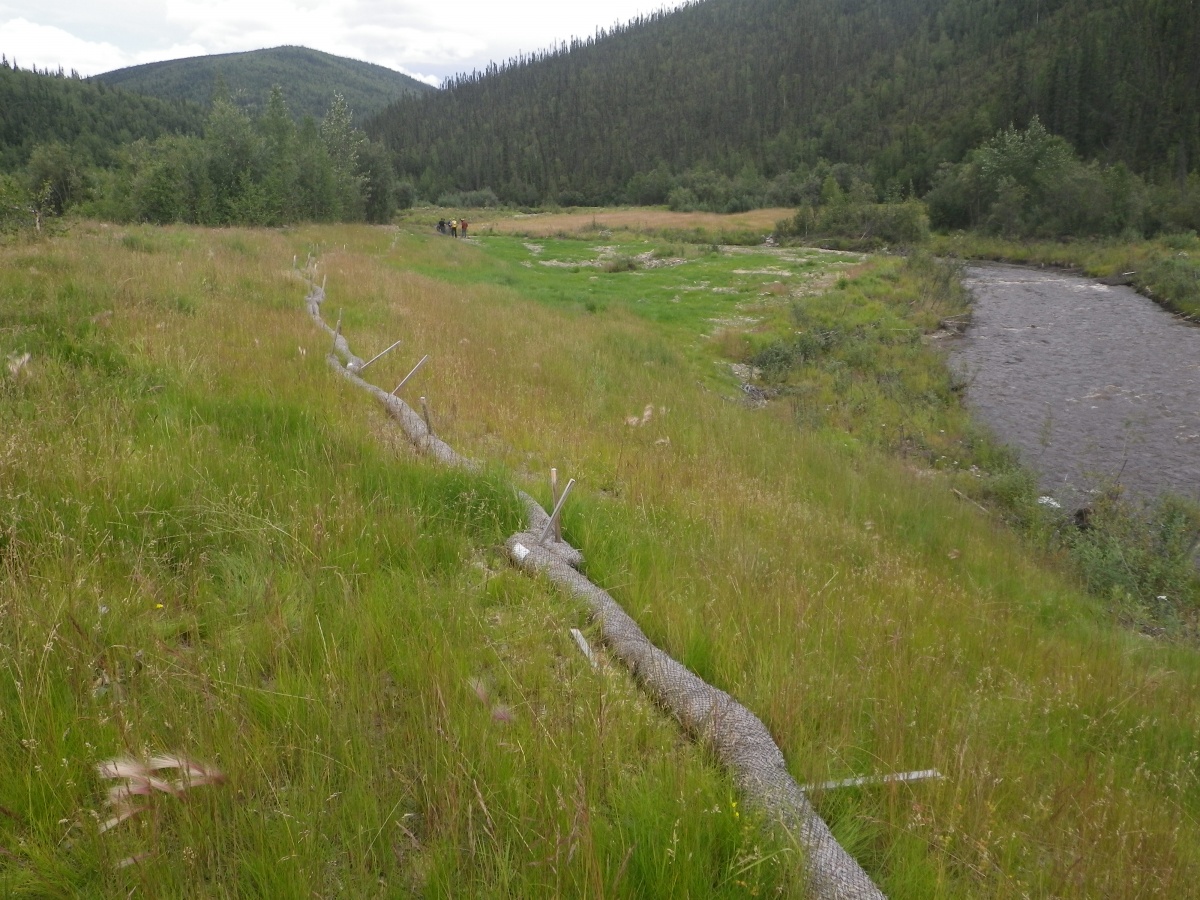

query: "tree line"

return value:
[778, 119, 1200, 247]
[0, 59, 204, 172]
[4, 0, 1199, 239]
[368, 0, 1199, 217]
[2, 81, 401, 232]
[92, 89, 400, 225]
[925, 117, 1200, 239]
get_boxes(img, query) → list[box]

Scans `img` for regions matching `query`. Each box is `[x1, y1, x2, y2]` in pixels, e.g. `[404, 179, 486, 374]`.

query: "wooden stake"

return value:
[569, 628, 597, 668]
[332, 309, 343, 351]
[539, 478, 575, 544]
[357, 339, 402, 373]
[419, 396, 433, 435]
[391, 354, 429, 396]
[800, 769, 942, 793]
[550, 468, 562, 542]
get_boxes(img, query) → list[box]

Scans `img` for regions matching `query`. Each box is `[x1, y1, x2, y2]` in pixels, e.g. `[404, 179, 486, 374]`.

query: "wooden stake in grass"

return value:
[800, 769, 942, 792]
[332, 309, 343, 351]
[356, 339, 403, 374]
[569, 627, 597, 668]
[550, 468, 562, 542]
[419, 396, 433, 435]
[539, 477, 575, 544]
[391, 354, 429, 396]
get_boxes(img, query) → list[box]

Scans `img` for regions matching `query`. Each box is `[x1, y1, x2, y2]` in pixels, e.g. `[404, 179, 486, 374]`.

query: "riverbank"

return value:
[950, 262, 1200, 634]
[930, 232, 1200, 321]
[733, 250, 1199, 638]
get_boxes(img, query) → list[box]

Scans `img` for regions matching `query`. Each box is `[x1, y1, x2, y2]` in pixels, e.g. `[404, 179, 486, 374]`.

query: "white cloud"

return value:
[0, 18, 130, 74]
[132, 42, 211, 66]
[1, 1, 681, 80]
[402, 70, 441, 87]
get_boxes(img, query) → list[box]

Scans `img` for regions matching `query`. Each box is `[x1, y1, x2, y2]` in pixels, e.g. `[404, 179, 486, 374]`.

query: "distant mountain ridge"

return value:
[94, 46, 434, 123]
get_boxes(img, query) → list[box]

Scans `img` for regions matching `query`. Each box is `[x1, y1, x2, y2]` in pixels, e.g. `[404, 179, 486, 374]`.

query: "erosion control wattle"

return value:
[301, 262, 886, 900]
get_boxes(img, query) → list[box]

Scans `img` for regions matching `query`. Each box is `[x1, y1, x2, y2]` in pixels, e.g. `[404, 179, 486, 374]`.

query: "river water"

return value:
[951, 263, 1200, 508]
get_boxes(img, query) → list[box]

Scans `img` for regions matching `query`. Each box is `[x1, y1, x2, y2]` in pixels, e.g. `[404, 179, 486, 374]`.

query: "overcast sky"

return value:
[0, 0, 682, 85]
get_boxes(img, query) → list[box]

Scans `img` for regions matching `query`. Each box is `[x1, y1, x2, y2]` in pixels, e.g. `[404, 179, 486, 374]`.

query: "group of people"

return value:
[436, 218, 468, 238]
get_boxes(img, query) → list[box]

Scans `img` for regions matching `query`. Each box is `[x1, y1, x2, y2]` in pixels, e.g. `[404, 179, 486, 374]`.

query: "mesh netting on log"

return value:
[302, 273, 885, 899]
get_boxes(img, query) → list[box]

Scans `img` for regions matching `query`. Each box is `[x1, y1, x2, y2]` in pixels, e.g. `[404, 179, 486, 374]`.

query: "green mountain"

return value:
[0, 61, 204, 171]
[367, 0, 1199, 206]
[94, 46, 435, 124]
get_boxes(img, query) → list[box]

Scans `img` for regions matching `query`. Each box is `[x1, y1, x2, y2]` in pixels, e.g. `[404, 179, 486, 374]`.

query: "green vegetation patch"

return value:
[4, 221, 1199, 898]
[398, 229, 855, 343]
[742, 252, 971, 452]
[0, 225, 806, 897]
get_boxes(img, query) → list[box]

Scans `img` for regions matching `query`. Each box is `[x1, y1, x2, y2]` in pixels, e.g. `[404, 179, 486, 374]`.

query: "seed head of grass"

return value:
[96, 755, 225, 834]
[7, 352, 31, 378]
[625, 404, 655, 426]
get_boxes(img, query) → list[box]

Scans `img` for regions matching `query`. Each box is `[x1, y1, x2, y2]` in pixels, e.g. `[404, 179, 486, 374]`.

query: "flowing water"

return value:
[951, 263, 1200, 508]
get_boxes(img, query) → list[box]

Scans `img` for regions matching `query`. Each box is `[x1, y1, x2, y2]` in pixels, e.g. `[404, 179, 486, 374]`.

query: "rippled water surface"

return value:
[952, 264, 1200, 507]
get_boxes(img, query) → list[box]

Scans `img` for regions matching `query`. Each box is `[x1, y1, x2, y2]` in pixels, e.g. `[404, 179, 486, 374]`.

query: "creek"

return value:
[950, 263, 1200, 509]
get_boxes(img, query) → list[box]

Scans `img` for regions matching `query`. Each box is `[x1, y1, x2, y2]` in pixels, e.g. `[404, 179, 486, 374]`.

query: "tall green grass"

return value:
[3, 220, 1199, 897]
[346, 226, 1200, 897]
[0, 224, 802, 896]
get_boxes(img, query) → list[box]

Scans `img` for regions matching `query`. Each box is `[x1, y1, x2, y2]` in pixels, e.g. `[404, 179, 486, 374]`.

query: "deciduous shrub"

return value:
[924, 118, 1173, 239]
[776, 200, 929, 248]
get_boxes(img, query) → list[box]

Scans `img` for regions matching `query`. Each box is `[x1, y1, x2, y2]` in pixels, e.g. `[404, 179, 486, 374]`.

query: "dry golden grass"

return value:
[481, 207, 794, 237]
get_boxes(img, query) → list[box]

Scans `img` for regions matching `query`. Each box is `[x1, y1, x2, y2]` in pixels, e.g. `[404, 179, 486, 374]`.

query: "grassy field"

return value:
[2, 217, 1199, 897]
[400, 206, 794, 246]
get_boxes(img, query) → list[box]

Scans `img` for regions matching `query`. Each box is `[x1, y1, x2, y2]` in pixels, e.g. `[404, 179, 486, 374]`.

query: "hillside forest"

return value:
[2, 0, 1200, 240]
[0, 59, 204, 173]
[369, 0, 1200, 236]
[93, 46, 433, 125]
[1, 64, 401, 228]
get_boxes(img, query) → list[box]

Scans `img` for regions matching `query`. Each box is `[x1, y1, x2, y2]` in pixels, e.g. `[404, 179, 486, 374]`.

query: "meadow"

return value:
[1, 214, 1198, 898]
[398, 206, 795, 248]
